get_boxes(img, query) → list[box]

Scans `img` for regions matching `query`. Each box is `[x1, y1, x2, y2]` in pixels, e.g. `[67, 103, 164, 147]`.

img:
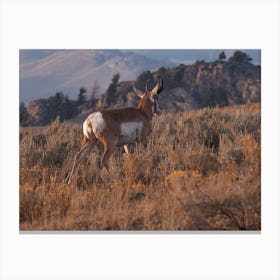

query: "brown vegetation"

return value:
[20, 103, 261, 230]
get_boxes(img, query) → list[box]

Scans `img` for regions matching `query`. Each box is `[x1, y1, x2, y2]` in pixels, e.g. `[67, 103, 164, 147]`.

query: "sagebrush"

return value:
[20, 103, 261, 230]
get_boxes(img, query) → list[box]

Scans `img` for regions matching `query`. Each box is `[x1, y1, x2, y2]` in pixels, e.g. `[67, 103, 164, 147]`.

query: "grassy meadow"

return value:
[20, 103, 261, 231]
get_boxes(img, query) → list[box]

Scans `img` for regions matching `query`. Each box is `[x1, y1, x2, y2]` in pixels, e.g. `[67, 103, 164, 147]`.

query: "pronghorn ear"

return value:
[133, 86, 145, 99]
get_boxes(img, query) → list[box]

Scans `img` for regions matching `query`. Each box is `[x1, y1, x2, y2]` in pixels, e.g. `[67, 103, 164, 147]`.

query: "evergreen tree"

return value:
[106, 74, 120, 106]
[77, 87, 87, 104]
[218, 51, 226, 61]
[20, 101, 26, 114]
[134, 71, 154, 91]
[55, 92, 64, 101]
[156, 67, 171, 88]
[229, 51, 252, 64]
[89, 80, 99, 108]
[61, 95, 74, 120]
[20, 101, 28, 124]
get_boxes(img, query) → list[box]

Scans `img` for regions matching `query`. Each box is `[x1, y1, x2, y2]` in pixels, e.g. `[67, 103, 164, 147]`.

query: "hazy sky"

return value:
[132, 49, 261, 65]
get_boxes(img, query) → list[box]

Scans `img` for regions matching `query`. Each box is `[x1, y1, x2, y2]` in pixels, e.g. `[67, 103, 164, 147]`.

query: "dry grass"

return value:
[20, 103, 261, 230]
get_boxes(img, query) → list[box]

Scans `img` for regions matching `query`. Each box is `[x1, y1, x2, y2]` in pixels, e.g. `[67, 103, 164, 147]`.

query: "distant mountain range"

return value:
[20, 49, 260, 104]
[20, 50, 170, 104]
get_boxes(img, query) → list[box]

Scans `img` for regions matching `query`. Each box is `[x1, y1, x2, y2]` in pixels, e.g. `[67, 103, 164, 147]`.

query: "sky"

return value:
[131, 49, 261, 65]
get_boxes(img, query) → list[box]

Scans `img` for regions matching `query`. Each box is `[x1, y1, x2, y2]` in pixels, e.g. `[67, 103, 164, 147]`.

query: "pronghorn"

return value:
[66, 78, 163, 184]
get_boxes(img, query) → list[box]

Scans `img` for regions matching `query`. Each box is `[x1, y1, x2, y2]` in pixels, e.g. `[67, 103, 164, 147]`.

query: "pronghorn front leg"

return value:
[66, 138, 93, 184]
[123, 144, 130, 155]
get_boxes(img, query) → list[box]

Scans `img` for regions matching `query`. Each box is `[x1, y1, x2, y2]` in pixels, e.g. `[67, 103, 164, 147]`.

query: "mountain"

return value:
[20, 50, 171, 104]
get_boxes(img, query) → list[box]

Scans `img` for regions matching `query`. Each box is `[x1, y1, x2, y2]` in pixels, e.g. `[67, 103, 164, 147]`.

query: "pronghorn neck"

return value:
[137, 96, 154, 120]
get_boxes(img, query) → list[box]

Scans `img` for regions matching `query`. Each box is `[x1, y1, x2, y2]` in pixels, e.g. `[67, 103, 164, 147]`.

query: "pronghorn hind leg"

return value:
[66, 138, 93, 184]
[102, 145, 115, 173]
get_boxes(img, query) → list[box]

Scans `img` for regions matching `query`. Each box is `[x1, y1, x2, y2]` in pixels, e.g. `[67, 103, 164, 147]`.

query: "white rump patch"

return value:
[83, 112, 105, 139]
[120, 122, 143, 140]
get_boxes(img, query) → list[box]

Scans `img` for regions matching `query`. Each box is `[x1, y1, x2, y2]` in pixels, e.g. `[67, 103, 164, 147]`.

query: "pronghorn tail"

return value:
[82, 118, 97, 146]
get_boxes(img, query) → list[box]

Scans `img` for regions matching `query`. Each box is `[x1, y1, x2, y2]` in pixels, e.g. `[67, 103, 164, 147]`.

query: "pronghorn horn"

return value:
[145, 79, 150, 92]
[157, 77, 163, 95]
[133, 86, 145, 98]
[150, 77, 163, 95]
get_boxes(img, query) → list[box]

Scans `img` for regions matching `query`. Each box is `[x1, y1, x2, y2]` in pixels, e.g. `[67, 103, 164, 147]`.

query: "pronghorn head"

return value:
[133, 78, 163, 117]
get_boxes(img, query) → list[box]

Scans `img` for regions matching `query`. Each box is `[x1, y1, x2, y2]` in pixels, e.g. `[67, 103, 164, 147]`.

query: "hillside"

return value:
[20, 103, 261, 230]
[108, 55, 260, 112]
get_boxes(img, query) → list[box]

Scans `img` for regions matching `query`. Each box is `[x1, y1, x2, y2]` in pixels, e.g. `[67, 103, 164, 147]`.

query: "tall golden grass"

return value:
[20, 103, 261, 230]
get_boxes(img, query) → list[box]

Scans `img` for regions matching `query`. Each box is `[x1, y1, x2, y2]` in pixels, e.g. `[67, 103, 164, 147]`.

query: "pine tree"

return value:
[134, 71, 154, 91]
[20, 101, 28, 124]
[218, 51, 226, 61]
[229, 51, 252, 63]
[77, 87, 87, 104]
[89, 80, 99, 108]
[106, 74, 120, 106]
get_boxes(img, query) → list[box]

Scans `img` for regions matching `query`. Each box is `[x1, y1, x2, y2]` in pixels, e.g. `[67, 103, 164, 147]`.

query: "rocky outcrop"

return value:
[172, 60, 260, 107]
[103, 58, 260, 112]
